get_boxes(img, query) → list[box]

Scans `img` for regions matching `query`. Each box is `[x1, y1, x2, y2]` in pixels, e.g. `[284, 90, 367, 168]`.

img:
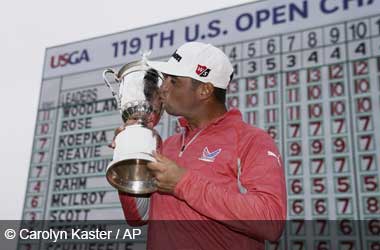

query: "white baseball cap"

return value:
[147, 42, 233, 89]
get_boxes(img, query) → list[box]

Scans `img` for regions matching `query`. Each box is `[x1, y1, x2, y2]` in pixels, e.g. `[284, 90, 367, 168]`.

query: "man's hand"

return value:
[147, 152, 187, 194]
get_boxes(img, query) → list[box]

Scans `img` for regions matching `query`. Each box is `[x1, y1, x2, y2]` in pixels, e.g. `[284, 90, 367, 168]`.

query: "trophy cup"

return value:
[103, 56, 163, 194]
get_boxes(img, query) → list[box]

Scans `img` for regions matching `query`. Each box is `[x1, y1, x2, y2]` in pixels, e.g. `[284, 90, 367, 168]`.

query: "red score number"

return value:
[291, 199, 304, 216]
[362, 175, 379, 192]
[313, 199, 327, 215]
[289, 141, 302, 156]
[315, 241, 330, 250]
[311, 158, 325, 174]
[289, 160, 302, 175]
[30, 196, 39, 208]
[337, 198, 351, 215]
[339, 219, 354, 236]
[311, 139, 324, 154]
[367, 219, 380, 235]
[336, 177, 351, 193]
[312, 178, 326, 193]
[334, 157, 348, 173]
[291, 179, 303, 194]
[333, 137, 347, 153]
[365, 197, 380, 214]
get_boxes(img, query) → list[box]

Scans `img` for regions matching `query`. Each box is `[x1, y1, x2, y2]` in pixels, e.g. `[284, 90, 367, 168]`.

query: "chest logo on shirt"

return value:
[199, 147, 222, 162]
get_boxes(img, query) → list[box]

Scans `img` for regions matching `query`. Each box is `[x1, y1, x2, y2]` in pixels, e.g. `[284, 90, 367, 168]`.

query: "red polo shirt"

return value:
[119, 109, 286, 249]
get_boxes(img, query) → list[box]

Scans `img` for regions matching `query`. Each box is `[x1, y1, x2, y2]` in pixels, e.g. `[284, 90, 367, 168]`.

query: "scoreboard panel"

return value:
[20, 0, 380, 249]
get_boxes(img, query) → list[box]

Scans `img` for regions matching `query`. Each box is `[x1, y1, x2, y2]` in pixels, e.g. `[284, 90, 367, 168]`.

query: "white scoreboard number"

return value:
[20, 0, 380, 249]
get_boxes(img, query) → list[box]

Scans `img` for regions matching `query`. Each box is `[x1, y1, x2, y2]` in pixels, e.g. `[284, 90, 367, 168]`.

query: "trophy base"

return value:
[106, 159, 156, 194]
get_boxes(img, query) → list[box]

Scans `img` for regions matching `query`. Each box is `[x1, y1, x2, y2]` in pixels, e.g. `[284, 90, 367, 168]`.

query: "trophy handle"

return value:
[103, 68, 121, 109]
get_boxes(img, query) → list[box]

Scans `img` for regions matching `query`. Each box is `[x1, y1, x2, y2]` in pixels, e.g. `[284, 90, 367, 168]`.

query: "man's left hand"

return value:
[147, 152, 187, 194]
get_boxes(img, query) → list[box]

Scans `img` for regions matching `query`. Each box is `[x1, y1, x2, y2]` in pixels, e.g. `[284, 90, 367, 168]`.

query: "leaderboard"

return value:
[21, 0, 379, 249]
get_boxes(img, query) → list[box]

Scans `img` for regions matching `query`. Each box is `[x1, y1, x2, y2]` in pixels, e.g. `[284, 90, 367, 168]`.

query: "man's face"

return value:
[159, 74, 198, 117]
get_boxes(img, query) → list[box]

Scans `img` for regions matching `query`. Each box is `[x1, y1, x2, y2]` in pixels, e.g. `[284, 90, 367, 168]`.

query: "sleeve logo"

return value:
[267, 151, 282, 167]
[172, 50, 182, 62]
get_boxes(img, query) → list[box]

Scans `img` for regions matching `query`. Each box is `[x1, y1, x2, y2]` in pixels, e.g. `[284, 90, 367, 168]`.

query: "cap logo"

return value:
[196, 64, 211, 77]
[172, 50, 182, 62]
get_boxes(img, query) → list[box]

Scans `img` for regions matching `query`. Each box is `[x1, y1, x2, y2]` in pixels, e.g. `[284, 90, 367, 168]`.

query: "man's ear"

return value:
[197, 82, 214, 100]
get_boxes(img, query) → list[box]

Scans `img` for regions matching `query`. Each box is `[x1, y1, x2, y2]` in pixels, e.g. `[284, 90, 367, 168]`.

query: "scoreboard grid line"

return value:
[41, 76, 64, 222]
[344, 20, 369, 250]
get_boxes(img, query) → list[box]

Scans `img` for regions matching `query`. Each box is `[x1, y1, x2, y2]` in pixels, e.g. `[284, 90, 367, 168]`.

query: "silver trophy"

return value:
[103, 56, 163, 194]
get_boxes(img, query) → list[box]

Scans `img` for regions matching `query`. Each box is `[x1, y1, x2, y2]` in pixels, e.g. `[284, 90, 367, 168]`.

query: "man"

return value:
[117, 42, 286, 249]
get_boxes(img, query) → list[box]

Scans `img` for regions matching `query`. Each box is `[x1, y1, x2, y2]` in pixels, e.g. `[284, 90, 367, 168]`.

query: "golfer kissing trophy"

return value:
[103, 54, 163, 194]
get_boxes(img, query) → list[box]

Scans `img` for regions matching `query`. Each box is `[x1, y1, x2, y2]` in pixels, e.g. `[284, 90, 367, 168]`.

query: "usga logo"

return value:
[50, 49, 90, 69]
